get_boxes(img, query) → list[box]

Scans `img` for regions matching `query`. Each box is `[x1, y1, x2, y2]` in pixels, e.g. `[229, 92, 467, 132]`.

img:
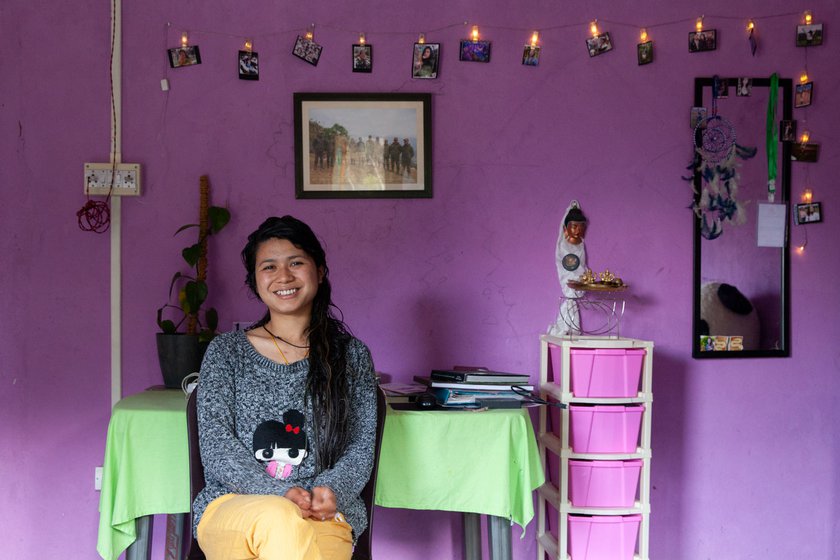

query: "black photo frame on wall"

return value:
[294, 92, 432, 199]
[795, 202, 822, 224]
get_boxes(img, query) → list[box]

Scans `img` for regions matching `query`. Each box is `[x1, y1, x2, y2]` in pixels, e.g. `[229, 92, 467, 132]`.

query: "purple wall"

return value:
[2, 0, 838, 558]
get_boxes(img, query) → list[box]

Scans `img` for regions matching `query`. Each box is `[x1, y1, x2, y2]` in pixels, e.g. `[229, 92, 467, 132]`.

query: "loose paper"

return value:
[756, 203, 787, 247]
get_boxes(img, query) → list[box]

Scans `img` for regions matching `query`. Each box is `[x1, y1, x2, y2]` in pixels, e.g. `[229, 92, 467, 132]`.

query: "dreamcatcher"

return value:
[690, 76, 756, 240]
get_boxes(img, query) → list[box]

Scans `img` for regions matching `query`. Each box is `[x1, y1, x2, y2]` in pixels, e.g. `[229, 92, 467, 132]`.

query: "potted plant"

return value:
[156, 175, 231, 388]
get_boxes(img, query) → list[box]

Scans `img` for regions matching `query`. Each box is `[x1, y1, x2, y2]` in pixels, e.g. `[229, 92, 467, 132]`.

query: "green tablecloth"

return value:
[97, 389, 190, 560]
[374, 407, 545, 531]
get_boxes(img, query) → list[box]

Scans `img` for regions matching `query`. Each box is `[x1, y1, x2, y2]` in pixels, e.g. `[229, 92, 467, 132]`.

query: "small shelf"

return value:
[536, 335, 653, 560]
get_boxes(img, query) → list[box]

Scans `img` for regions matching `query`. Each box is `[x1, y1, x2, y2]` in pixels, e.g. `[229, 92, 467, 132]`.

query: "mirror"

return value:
[692, 77, 791, 358]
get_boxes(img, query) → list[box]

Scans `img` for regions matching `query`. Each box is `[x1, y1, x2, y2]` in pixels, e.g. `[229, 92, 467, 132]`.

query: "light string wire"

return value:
[164, 11, 806, 45]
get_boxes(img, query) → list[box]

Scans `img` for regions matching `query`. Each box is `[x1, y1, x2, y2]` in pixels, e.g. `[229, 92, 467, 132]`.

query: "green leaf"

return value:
[160, 319, 177, 334]
[174, 223, 199, 236]
[208, 207, 231, 234]
[184, 280, 208, 312]
[182, 243, 202, 267]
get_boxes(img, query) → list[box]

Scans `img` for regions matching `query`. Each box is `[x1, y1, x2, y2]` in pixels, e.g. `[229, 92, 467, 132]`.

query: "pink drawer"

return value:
[568, 514, 641, 560]
[569, 405, 644, 453]
[568, 459, 642, 508]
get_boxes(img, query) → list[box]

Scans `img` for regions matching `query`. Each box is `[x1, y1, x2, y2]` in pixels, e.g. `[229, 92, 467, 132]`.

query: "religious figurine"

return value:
[548, 200, 588, 336]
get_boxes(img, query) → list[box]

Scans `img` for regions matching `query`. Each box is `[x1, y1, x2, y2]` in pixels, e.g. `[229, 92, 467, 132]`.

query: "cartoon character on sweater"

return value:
[253, 409, 308, 480]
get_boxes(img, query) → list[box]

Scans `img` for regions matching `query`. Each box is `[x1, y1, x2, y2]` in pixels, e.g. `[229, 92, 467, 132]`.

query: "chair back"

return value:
[352, 385, 387, 560]
[185, 387, 206, 559]
[184, 385, 386, 560]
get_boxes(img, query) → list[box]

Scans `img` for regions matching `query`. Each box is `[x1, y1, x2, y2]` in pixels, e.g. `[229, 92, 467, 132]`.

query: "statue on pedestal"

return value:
[548, 200, 588, 336]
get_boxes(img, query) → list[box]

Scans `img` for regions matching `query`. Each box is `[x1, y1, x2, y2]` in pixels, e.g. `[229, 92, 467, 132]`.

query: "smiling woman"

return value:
[192, 216, 378, 560]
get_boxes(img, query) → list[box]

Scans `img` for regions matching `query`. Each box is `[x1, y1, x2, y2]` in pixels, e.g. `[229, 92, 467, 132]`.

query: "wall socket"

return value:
[84, 162, 141, 196]
[94, 466, 103, 491]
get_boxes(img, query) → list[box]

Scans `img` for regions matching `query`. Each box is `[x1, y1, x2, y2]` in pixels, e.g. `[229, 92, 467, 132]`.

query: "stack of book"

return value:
[413, 369, 534, 408]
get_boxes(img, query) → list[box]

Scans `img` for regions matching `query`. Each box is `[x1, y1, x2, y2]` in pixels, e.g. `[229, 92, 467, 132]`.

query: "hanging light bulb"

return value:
[800, 71, 809, 83]
[797, 243, 806, 253]
[471, 25, 480, 42]
[180, 32, 189, 47]
[804, 10, 813, 25]
[305, 23, 315, 41]
[243, 39, 253, 53]
[640, 28, 648, 42]
[590, 20, 599, 37]
[358, 33, 366, 45]
[418, 33, 426, 44]
[696, 16, 704, 32]
[530, 31, 539, 47]
[747, 20, 755, 32]
[803, 188, 813, 203]
[800, 130, 811, 144]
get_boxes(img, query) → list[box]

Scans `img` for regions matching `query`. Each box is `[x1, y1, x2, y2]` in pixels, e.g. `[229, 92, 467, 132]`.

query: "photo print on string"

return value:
[637, 41, 653, 65]
[522, 45, 541, 66]
[168, 45, 201, 68]
[292, 35, 323, 66]
[238, 50, 259, 80]
[412, 43, 440, 78]
[352, 44, 372, 73]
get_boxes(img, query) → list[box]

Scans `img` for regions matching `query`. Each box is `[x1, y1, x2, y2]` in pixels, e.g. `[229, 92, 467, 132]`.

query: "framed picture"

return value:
[294, 92, 432, 199]
[586, 33, 613, 57]
[352, 44, 372, 73]
[292, 35, 323, 66]
[412, 43, 439, 78]
[238, 50, 259, 80]
[796, 23, 823, 47]
[780, 120, 797, 142]
[737, 77, 752, 97]
[459, 40, 492, 62]
[795, 202, 822, 224]
[168, 45, 201, 68]
[795, 82, 813, 108]
[791, 142, 820, 163]
[522, 45, 541, 66]
[689, 30, 717, 52]
[637, 41, 653, 65]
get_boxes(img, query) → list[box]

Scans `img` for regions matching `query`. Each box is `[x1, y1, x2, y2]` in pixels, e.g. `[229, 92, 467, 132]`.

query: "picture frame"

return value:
[412, 43, 439, 78]
[637, 41, 653, 65]
[459, 40, 492, 62]
[795, 81, 813, 108]
[780, 120, 797, 142]
[238, 50, 259, 80]
[795, 202, 822, 224]
[689, 30, 717, 52]
[791, 142, 820, 163]
[352, 44, 372, 73]
[586, 33, 613, 57]
[796, 23, 823, 47]
[292, 36, 323, 66]
[736, 77, 752, 97]
[168, 45, 201, 68]
[294, 92, 432, 199]
[522, 45, 541, 66]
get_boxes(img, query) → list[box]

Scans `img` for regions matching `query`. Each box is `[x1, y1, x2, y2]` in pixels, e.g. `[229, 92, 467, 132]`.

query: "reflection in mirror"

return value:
[692, 77, 791, 358]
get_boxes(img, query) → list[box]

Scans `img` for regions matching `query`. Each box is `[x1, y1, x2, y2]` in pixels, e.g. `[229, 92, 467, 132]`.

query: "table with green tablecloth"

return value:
[375, 406, 545, 560]
[97, 389, 190, 560]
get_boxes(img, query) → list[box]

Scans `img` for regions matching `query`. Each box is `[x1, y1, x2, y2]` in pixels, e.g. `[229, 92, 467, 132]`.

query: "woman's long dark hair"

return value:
[242, 216, 352, 472]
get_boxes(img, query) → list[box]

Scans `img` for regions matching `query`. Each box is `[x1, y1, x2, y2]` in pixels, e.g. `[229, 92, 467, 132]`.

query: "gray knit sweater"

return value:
[192, 329, 377, 540]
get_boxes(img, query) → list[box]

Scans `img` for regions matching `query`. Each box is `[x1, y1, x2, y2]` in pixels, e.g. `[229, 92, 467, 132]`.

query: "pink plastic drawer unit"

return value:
[568, 514, 641, 560]
[569, 405, 644, 453]
[568, 348, 645, 397]
[568, 459, 642, 508]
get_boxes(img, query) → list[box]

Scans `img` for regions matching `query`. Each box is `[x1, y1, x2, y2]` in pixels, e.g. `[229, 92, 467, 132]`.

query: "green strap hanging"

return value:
[766, 73, 778, 201]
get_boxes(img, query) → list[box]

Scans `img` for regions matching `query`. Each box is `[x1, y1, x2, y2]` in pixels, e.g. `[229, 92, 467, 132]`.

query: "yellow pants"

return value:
[197, 494, 353, 560]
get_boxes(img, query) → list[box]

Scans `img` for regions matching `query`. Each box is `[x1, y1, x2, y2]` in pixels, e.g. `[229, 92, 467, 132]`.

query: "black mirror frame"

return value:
[691, 76, 792, 359]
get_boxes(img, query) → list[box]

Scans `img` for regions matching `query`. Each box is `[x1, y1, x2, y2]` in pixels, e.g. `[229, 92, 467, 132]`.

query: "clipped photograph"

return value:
[412, 43, 440, 78]
[791, 142, 820, 163]
[795, 82, 813, 108]
[292, 35, 323, 66]
[780, 120, 797, 142]
[796, 202, 822, 224]
[168, 45, 201, 68]
[637, 41, 653, 65]
[238, 50, 259, 80]
[459, 40, 491, 62]
[522, 45, 541, 66]
[586, 32, 613, 57]
[352, 44, 372, 73]
[796, 23, 824, 47]
[689, 30, 717, 52]
[737, 77, 752, 97]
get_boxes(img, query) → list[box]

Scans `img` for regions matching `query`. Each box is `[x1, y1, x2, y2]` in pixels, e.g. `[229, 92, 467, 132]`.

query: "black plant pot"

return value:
[156, 333, 209, 389]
